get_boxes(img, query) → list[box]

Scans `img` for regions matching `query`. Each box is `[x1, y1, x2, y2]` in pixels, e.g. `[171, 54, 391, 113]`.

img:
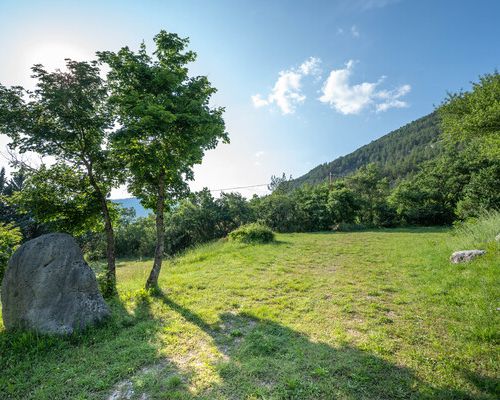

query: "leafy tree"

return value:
[455, 164, 500, 219]
[439, 71, 500, 159]
[99, 31, 228, 289]
[0, 222, 22, 281]
[216, 192, 253, 234]
[0, 60, 121, 296]
[327, 181, 360, 224]
[347, 164, 392, 226]
[292, 184, 332, 231]
[268, 173, 292, 194]
[0, 167, 45, 239]
[10, 164, 104, 235]
[251, 194, 299, 233]
[389, 171, 454, 225]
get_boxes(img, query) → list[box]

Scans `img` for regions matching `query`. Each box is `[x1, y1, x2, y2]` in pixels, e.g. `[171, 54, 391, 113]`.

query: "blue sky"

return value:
[0, 0, 498, 198]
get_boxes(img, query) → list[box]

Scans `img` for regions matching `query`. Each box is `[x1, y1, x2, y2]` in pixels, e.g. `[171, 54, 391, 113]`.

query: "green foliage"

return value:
[100, 29, 228, 288]
[346, 164, 395, 226]
[455, 164, 500, 220]
[115, 216, 157, 259]
[292, 184, 332, 231]
[439, 71, 500, 159]
[327, 182, 360, 224]
[0, 57, 123, 295]
[389, 170, 454, 225]
[0, 167, 46, 240]
[250, 193, 300, 232]
[99, 31, 228, 211]
[284, 112, 442, 190]
[450, 210, 500, 250]
[10, 164, 104, 235]
[0, 223, 21, 281]
[228, 223, 275, 244]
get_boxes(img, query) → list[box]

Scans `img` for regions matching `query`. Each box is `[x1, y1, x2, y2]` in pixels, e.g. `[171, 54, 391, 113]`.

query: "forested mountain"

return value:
[284, 112, 442, 190]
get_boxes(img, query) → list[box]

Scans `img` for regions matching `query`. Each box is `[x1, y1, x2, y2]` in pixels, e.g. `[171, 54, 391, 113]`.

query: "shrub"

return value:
[0, 223, 22, 281]
[228, 223, 275, 244]
[450, 210, 500, 250]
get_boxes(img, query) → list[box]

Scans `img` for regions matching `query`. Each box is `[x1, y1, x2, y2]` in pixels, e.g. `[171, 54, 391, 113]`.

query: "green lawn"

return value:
[1, 228, 498, 399]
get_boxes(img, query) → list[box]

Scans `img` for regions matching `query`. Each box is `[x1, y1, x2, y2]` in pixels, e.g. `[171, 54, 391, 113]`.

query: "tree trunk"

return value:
[146, 172, 166, 290]
[99, 194, 117, 297]
[85, 162, 116, 297]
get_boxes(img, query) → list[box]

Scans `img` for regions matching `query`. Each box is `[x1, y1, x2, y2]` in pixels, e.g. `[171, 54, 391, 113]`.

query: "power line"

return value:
[208, 183, 269, 192]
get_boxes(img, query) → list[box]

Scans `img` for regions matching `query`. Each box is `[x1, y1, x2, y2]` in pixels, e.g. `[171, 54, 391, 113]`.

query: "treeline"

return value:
[87, 139, 498, 260]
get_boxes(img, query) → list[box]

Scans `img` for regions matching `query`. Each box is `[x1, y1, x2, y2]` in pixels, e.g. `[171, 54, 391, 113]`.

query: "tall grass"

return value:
[450, 210, 500, 250]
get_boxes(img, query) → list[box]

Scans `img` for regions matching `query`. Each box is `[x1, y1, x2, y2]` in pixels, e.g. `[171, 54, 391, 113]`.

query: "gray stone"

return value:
[450, 250, 486, 264]
[495, 233, 500, 242]
[1, 233, 109, 334]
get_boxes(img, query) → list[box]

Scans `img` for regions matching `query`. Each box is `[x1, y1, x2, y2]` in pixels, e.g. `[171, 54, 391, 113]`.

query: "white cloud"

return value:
[252, 57, 321, 115]
[251, 94, 269, 108]
[351, 25, 360, 37]
[319, 60, 410, 114]
[299, 57, 321, 75]
[375, 84, 411, 112]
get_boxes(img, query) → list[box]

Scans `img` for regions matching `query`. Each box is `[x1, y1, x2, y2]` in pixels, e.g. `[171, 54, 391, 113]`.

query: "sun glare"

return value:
[27, 42, 91, 71]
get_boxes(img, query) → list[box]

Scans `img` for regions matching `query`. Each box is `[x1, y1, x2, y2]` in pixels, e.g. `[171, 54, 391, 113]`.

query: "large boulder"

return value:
[450, 250, 486, 264]
[1, 233, 109, 334]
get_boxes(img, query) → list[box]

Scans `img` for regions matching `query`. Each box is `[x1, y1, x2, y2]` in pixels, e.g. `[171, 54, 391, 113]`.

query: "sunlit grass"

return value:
[1, 228, 498, 399]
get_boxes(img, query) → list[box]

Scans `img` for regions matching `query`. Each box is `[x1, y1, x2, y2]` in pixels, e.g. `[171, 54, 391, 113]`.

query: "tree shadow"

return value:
[153, 292, 481, 400]
[0, 291, 490, 399]
[0, 294, 193, 399]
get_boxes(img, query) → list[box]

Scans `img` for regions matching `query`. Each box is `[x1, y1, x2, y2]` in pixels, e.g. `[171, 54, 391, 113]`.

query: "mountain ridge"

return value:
[284, 111, 442, 190]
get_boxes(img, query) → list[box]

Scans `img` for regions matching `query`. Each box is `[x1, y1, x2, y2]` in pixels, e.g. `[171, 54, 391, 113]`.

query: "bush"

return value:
[0, 223, 22, 281]
[228, 223, 275, 244]
[450, 210, 500, 250]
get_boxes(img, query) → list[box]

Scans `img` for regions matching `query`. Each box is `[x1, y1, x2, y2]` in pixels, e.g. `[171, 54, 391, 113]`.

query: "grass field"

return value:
[1, 228, 498, 399]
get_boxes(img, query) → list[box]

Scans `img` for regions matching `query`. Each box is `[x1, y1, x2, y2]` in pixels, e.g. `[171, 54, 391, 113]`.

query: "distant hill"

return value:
[113, 198, 151, 218]
[284, 112, 442, 190]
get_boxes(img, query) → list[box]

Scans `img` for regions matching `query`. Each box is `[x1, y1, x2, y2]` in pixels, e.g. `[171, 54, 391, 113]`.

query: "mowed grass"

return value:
[0, 228, 498, 399]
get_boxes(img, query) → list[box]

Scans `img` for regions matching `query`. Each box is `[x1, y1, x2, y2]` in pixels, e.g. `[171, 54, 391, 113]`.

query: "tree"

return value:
[0, 60, 121, 296]
[439, 71, 500, 160]
[99, 31, 228, 289]
[10, 164, 105, 235]
[268, 173, 292, 194]
[347, 164, 392, 226]
[327, 181, 360, 224]
[0, 222, 22, 281]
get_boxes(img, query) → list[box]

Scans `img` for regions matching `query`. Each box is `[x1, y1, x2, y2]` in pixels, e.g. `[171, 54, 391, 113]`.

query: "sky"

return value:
[0, 0, 498, 199]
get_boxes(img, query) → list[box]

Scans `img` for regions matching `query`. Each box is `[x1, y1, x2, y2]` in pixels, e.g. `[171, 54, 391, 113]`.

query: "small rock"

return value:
[1, 233, 109, 334]
[495, 233, 500, 242]
[450, 250, 486, 264]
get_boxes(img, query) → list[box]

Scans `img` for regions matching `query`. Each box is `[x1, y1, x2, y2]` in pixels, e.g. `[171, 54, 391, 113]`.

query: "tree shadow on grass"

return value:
[0, 291, 490, 399]
[0, 294, 193, 400]
[153, 292, 481, 400]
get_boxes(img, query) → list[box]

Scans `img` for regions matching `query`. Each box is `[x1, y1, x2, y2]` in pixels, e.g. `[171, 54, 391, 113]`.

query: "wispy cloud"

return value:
[350, 25, 360, 37]
[319, 60, 410, 115]
[252, 57, 321, 114]
[355, 0, 401, 11]
[337, 25, 360, 38]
